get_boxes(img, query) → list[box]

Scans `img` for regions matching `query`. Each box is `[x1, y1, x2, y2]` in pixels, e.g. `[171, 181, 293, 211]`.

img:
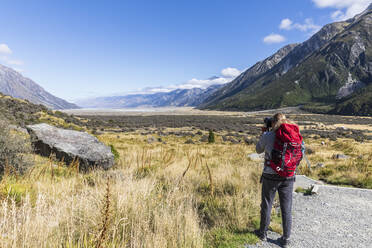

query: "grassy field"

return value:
[1, 111, 371, 247]
[299, 137, 372, 189]
[0, 129, 285, 247]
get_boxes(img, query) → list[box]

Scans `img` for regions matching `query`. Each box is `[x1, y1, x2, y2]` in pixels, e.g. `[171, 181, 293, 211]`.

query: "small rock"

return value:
[316, 163, 325, 168]
[185, 139, 195, 144]
[244, 137, 258, 145]
[333, 154, 350, 160]
[147, 136, 157, 144]
[200, 135, 208, 142]
[321, 141, 326, 146]
[248, 153, 264, 161]
[311, 184, 319, 194]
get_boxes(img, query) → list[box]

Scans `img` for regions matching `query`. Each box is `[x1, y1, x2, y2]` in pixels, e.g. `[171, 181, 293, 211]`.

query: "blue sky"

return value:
[0, 0, 371, 101]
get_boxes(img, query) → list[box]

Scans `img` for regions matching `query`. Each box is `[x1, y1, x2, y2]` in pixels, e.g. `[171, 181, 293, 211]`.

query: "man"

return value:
[254, 113, 299, 247]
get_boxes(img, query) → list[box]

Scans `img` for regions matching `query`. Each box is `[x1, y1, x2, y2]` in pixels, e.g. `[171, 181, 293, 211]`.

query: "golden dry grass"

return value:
[299, 137, 372, 188]
[0, 131, 276, 247]
[3, 122, 370, 247]
[37, 111, 85, 131]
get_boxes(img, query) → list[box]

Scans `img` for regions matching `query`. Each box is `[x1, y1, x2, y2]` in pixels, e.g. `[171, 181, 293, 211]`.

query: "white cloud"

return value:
[6, 59, 24, 66]
[263, 34, 286, 44]
[175, 67, 240, 89]
[279, 19, 293, 30]
[312, 0, 371, 20]
[279, 18, 321, 33]
[221, 67, 241, 78]
[331, 10, 345, 20]
[0, 44, 12, 54]
[132, 67, 241, 94]
[178, 77, 232, 89]
[294, 18, 321, 33]
[0, 44, 24, 69]
[0, 56, 24, 67]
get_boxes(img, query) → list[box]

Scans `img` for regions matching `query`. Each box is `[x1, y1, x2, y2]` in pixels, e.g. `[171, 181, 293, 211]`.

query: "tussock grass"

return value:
[0, 131, 277, 247]
[298, 138, 372, 189]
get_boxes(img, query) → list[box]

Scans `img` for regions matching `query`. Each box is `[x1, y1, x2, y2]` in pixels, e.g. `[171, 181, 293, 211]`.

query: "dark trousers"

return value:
[259, 175, 294, 240]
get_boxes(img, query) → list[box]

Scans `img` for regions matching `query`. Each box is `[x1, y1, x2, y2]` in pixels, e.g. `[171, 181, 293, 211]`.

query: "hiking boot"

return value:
[278, 236, 290, 247]
[254, 229, 267, 241]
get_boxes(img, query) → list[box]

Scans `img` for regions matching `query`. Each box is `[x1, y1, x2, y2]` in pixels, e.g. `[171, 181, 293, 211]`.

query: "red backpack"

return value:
[268, 123, 303, 178]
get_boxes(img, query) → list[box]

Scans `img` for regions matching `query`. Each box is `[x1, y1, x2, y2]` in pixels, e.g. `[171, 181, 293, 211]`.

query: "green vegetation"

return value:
[202, 12, 372, 117]
[109, 144, 120, 161]
[298, 139, 372, 189]
[295, 186, 313, 195]
[0, 93, 85, 129]
[204, 228, 258, 248]
[0, 119, 33, 174]
[208, 130, 215, 143]
[0, 92, 371, 246]
[0, 128, 284, 247]
[332, 84, 372, 116]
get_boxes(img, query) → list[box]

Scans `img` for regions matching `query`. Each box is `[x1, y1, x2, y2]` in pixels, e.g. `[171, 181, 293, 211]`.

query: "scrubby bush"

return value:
[110, 144, 120, 161]
[0, 118, 33, 174]
[208, 130, 215, 143]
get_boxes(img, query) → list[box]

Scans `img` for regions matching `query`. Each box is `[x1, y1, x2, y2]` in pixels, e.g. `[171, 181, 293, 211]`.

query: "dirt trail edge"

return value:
[246, 175, 372, 248]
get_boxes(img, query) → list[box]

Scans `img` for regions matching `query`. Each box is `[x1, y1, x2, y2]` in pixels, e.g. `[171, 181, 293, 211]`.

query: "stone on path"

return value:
[27, 123, 114, 170]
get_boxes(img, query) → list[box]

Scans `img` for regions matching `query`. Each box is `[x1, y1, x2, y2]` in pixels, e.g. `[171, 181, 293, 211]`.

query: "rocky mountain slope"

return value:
[200, 5, 372, 116]
[76, 84, 224, 108]
[200, 44, 299, 107]
[0, 64, 78, 109]
[0, 93, 83, 128]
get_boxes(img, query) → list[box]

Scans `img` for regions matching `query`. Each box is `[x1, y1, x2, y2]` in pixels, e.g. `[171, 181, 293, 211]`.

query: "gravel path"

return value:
[246, 175, 372, 248]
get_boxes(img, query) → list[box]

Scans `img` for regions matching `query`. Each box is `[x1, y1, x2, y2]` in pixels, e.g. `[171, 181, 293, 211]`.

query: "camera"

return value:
[264, 117, 273, 128]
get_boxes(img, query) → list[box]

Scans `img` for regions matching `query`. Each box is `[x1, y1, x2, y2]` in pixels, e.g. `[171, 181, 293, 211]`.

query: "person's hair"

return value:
[272, 113, 296, 131]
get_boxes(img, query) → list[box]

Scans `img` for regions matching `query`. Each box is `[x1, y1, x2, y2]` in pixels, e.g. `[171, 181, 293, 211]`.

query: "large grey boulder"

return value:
[26, 123, 114, 170]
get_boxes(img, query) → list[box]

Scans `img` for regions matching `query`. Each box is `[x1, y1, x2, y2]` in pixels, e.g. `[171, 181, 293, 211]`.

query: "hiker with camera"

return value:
[254, 113, 303, 248]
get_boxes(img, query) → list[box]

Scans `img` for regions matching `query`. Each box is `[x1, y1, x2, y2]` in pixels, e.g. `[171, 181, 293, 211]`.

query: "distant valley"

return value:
[0, 4, 371, 116]
[75, 84, 224, 109]
[75, 4, 372, 116]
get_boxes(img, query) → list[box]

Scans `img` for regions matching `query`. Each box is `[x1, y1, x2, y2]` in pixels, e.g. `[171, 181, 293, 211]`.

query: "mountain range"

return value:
[1, 4, 371, 115]
[0, 64, 78, 109]
[75, 84, 224, 108]
[200, 4, 372, 116]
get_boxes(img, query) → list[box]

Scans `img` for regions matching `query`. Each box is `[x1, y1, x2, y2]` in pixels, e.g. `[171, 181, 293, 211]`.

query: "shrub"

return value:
[208, 130, 215, 144]
[306, 147, 315, 155]
[318, 168, 333, 178]
[110, 144, 120, 161]
[0, 118, 33, 174]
